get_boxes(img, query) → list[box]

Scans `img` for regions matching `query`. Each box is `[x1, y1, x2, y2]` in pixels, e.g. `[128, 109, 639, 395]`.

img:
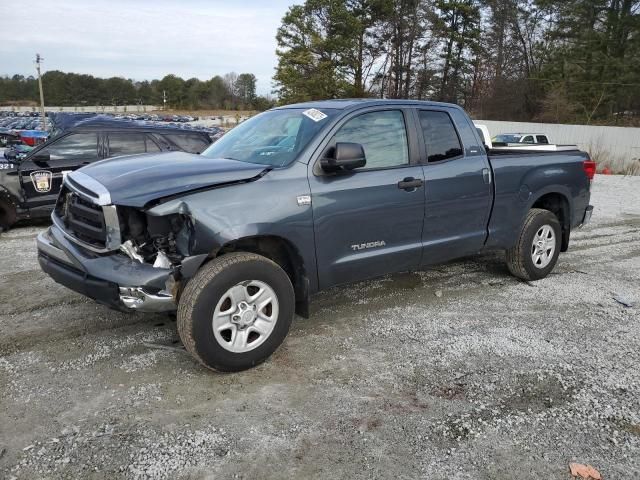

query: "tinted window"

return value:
[332, 110, 409, 169]
[418, 111, 463, 163]
[522, 135, 534, 144]
[108, 133, 148, 157]
[536, 135, 549, 144]
[41, 133, 97, 162]
[165, 133, 210, 154]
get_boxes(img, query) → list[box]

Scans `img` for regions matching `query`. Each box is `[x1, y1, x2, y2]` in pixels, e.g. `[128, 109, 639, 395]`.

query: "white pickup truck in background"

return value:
[474, 123, 578, 152]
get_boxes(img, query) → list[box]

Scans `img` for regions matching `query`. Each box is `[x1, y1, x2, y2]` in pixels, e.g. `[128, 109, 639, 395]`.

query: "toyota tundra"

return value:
[37, 99, 595, 372]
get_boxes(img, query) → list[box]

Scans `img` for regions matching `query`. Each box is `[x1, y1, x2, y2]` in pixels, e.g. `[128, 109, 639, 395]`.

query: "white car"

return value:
[492, 132, 550, 145]
[473, 125, 577, 152]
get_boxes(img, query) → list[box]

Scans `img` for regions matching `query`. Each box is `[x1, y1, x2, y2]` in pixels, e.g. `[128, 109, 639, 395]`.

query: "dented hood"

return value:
[77, 151, 268, 207]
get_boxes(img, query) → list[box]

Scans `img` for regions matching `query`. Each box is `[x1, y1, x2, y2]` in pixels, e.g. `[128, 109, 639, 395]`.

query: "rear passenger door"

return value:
[309, 108, 426, 288]
[415, 108, 493, 264]
[106, 132, 161, 158]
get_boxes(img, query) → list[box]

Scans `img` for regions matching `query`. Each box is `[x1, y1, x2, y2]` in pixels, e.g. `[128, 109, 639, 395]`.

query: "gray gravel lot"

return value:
[0, 175, 639, 479]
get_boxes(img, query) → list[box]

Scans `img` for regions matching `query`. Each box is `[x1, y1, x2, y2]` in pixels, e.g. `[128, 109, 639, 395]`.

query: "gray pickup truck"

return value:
[37, 99, 594, 372]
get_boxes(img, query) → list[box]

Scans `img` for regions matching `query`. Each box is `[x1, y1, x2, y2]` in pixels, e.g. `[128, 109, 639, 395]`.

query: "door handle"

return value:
[397, 177, 423, 191]
[482, 168, 492, 184]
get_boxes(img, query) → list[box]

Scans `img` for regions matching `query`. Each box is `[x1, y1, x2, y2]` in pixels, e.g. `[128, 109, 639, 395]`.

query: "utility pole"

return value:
[163, 90, 167, 110]
[35, 53, 46, 130]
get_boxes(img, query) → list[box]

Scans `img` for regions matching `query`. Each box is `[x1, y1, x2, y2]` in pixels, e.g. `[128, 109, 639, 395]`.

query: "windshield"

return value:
[492, 134, 522, 143]
[201, 108, 338, 167]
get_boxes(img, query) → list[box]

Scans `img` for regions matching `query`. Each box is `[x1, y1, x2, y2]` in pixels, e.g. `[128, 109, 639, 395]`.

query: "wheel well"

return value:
[531, 193, 570, 251]
[214, 236, 310, 317]
[0, 193, 18, 230]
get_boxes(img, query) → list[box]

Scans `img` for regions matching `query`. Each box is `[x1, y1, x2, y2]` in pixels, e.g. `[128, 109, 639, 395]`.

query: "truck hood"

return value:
[76, 152, 269, 207]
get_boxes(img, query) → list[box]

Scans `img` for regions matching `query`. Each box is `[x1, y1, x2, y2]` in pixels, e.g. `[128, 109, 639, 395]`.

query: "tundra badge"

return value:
[351, 241, 386, 251]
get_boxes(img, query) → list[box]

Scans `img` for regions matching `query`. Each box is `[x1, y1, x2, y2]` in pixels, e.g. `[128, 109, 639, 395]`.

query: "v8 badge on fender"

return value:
[30, 170, 53, 193]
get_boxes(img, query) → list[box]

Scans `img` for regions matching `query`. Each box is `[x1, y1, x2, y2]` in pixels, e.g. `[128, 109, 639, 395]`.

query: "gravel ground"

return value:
[0, 175, 638, 479]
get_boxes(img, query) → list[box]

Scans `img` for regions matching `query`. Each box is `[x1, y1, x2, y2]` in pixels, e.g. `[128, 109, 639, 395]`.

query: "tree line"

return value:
[0, 71, 274, 111]
[274, 0, 640, 125]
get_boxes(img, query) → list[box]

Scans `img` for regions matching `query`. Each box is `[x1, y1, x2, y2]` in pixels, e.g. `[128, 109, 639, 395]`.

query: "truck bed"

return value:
[485, 148, 592, 250]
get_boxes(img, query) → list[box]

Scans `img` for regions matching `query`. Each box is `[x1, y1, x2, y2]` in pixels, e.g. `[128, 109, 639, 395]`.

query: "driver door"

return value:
[19, 132, 100, 210]
[308, 108, 426, 288]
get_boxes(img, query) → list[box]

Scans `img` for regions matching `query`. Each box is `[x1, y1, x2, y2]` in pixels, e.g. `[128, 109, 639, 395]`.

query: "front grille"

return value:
[54, 181, 120, 252]
[69, 193, 107, 246]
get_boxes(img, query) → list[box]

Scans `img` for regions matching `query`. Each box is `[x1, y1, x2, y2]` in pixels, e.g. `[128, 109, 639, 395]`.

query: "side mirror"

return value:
[33, 152, 50, 163]
[321, 142, 366, 173]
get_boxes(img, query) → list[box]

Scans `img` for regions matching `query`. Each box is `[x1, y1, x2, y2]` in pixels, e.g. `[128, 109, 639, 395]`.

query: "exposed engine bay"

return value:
[117, 207, 194, 268]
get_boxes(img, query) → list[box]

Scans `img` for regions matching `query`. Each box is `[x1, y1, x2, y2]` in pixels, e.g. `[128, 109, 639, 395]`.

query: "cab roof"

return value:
[275, 98, 463, 112]
[70, 115, 205, 133]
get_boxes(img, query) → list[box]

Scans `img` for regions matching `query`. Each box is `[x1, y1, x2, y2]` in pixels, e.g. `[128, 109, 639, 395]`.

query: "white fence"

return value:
[475, 119, 640, 166]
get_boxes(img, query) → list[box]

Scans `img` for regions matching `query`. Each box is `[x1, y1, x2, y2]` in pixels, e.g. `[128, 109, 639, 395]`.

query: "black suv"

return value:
[0, 116, 213, 230]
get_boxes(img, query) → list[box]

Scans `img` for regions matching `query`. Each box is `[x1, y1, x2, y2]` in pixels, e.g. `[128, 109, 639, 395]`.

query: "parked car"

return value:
[37, 99, 594, 372]
[493, 132, 551, 144]
[3, 144, 33, 161]
[476, 126, 578, 152]
[0, 128, 20, 147]
[0, 116, 212, 230]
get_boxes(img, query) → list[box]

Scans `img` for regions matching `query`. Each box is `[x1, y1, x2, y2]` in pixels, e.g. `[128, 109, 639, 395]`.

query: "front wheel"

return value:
[0, 199, 18, 232]
[505, 208, 562, 281]
[177, 252, 295, 372]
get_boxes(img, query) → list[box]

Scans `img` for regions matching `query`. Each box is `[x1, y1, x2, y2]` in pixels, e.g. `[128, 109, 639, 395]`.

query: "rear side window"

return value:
[418, 111, 463, 163]
[536, 135, 549, 144]
[332, 110, 409, 170]
[164, 133, 210, 154]
[108, 133, 152, 157]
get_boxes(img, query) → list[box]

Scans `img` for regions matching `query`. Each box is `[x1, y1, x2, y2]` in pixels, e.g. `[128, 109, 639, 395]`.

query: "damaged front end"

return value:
[40, 173, 207, 313]
[116, 206, 201, 310]
[118, 207, 194, 268]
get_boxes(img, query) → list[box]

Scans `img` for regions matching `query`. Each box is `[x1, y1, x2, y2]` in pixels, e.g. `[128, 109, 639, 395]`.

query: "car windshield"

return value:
[492, 134, 522, 143]
[201, 108, 338, 167]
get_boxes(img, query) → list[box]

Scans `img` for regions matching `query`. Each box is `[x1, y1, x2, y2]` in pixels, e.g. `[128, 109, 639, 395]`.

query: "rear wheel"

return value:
[506, 208, 561, 281]
[177, 252, 294, 372]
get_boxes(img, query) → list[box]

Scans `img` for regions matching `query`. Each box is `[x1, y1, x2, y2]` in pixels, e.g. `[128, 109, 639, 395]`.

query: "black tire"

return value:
[505, 208, 562, 281]
[0, 199, 17, 231]
[177, 252, 295, 372]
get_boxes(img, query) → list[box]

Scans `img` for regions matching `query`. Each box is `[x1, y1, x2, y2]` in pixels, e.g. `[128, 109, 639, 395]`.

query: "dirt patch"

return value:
[1, 175, 639, 479]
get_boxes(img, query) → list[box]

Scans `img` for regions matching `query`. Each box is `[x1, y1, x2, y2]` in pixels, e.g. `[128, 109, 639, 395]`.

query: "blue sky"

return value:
[0, 0, 295, 95]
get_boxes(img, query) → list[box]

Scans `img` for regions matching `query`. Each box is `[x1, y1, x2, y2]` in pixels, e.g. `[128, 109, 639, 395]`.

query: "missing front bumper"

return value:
[37, 226, 177, 313]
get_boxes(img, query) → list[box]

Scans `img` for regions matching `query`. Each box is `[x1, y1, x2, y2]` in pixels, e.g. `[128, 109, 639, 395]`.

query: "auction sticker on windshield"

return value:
[302, 108, 328, 122]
